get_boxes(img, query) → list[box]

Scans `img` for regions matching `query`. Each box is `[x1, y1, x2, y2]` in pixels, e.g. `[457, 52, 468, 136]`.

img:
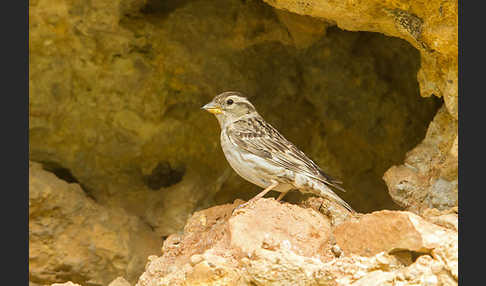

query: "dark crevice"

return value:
[410, 250, 428, 262]
[391, 249, 431, 266]
[39, 160, 98, 201]
[140, 0, 193, 15]
[40, 161, 79, 184]
[144, 161, 186, 190]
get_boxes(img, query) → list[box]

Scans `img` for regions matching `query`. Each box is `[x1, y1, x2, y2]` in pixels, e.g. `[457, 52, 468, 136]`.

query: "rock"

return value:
[421, 207, 458, 232]
[263, 0, 458, 119]
[274, 9, 328, 49]
[350, 254, 456, 286]
[230, 199, 333, 260]
[383, 106, 458, 213]
[135, 199, 457, 285]
[29, 162, 161, 286]
[108, 277, 132, 286]
[333, 210, 456, 257]
[51, 282, 82, 286]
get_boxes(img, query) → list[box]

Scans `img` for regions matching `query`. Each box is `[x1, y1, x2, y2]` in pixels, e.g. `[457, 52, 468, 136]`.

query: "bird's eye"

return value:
[226, 99, 234, 105]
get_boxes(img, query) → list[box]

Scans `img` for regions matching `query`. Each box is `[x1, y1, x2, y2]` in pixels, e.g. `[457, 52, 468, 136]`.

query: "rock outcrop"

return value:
[48, 277, 131, 286]
[135, 198, 458, 286]
[29, 161, 161, 285]
[263, 0, 458, 118]
[383, 106, 458, 213]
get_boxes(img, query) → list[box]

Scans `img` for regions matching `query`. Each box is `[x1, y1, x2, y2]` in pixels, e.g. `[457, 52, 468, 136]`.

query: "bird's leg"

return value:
[233, 181, 279, 212]
[276, 191, 289, 202]
[248, 181, 279, 203]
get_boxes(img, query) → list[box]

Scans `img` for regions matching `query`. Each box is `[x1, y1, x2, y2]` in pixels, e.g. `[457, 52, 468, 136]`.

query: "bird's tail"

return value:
[312, 182, 355, 213]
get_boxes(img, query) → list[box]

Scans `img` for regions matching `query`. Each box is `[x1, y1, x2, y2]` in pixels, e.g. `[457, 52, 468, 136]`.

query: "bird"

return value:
[201, 91, 354, 213]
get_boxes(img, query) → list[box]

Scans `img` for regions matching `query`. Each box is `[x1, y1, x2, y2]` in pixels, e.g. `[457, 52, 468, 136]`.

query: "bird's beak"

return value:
[201, 102, 223, 114]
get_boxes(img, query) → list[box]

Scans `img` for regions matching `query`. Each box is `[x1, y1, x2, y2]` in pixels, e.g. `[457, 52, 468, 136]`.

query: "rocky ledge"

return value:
[134, 199, 458, 286]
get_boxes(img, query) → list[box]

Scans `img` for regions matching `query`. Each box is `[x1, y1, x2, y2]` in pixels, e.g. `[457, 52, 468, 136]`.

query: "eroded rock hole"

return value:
[140, 0, 193, 15]
[40, 161, 79, 184]
[144, 161, 186, 190]
[391, 250, 430, 266]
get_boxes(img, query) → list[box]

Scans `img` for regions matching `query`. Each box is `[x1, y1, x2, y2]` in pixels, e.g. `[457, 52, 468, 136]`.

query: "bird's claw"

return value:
[231, 201, 251, 215]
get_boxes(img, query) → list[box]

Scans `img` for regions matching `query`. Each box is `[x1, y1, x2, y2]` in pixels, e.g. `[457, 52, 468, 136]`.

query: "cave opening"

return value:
[120, 0, 442, 213]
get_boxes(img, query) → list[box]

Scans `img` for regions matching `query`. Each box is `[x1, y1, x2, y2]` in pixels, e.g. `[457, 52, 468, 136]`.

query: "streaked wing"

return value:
[226, 116, 345, 191]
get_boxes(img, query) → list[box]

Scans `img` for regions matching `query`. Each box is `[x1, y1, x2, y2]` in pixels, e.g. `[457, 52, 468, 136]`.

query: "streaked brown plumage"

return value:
[202, 91, 354, 212]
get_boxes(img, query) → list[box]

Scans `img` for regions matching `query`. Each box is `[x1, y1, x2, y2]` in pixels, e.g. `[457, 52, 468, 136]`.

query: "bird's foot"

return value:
[232, 199, 259, 215]
[232, 202, 247, 215]
[276, 191, 289, 202]
[235, 201, 249, 210]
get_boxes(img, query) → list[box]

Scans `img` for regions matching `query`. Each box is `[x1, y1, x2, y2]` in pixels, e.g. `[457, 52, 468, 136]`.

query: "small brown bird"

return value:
[202, 91, 354, 212]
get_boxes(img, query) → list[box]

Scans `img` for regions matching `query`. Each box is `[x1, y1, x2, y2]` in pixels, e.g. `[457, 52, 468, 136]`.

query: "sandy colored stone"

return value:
[383, 106, 458, 213]
[333, 210, 455, 257]
[263, 0, 458, 118]
[136, 200, 457, 286]
[51, 282, 83, 286]
[230, 199, 333, 259]
[422, 207, 458, 232]
[108, 277, 132, 286]
[274, 9, 328, 49]
[29, 161, 161, 286]
[242, 248, 333, 285]
[136, 198, 335, 285]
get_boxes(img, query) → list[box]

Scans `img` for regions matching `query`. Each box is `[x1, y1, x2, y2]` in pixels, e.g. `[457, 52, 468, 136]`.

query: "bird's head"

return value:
[202, 91, 257, 127]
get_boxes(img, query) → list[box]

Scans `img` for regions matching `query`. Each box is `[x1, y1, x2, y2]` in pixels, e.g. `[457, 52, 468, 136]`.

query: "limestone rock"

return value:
[263, 0, 458, 118]
[29, 161, 161, 286]
[421, 207, 458, 232]
[108, 277, 132, 286]
[230, 199, 333, 260]
[383, 106, 458, 213]
[333, 210, 456, 257]
[274, 9, 328, 49]
[135, 199, 457, 286]
[51, 283, 82, 286]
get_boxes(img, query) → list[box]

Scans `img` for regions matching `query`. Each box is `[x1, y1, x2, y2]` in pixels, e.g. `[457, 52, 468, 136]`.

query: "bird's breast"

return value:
[220, 131, 282, 189]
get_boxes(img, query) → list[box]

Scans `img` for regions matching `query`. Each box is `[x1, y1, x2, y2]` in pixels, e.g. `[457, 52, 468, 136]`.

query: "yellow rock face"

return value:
[263, 0, 458, 117]
[29, 161, 161, 285]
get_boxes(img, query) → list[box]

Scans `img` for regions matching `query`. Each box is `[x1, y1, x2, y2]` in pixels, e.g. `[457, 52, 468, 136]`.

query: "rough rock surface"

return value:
[263, 0, 458, 214]
[29, 0, 440, 241]
[135, 199, 458, 286]
[383, 106, 458, 213]
[263, 0, 458, 118]
[48, 277, 132, 286]
[51, 283, 83, 286]
[29, 161, 161, 286]
[108, 277, 132, 286]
